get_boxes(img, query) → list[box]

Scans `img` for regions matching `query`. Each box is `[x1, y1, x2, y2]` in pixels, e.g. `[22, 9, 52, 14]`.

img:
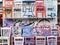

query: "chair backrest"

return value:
[36, 36, 46, 45]
[3, 0, 14, 7]
[14, 37, 24, 45]
[47, 36, 57, 45]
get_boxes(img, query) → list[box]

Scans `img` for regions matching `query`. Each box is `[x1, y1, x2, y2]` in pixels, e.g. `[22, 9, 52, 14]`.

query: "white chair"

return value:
[14, 37, 24, 45]
[47, 36, 57, 45]
[36, 36, 46, 45]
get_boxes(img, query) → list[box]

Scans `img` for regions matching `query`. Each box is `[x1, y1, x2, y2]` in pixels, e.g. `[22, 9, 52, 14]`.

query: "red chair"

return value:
[35, 0, 46, 18]
[24, 36, 35, 45]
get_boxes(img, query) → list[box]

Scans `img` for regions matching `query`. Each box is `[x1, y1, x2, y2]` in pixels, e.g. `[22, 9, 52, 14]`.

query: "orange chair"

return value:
[2, 6, 12, 18]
